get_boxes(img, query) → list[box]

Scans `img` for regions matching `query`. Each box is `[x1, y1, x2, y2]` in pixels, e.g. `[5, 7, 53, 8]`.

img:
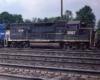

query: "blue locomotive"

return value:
[0, 24, 6, 47]
[7, 20, 98, 50]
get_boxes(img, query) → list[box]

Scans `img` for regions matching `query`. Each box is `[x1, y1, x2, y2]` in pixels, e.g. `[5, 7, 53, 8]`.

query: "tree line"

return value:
[0, 5, 100, 29]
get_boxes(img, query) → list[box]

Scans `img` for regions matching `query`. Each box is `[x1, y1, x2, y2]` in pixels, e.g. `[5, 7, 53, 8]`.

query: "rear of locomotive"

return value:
[60, 20, 94, 49]
[8, 23, 33, 48]
[0, 24, 5, 47]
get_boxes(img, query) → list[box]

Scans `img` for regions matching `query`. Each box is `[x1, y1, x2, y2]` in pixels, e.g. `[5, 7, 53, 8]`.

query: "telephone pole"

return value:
[61, 0, 63, 20]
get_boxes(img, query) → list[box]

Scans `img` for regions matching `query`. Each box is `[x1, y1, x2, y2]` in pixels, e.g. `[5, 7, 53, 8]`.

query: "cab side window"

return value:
[68, 25, 77, 30]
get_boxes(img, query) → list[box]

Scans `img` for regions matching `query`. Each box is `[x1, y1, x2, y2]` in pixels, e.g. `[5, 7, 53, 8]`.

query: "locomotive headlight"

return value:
[18, 29, 21, 32]
[21, 29, 24, 32]
[18, 29, 24, 32]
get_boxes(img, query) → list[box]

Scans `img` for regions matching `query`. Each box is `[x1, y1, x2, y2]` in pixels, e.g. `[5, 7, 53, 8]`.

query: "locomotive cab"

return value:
[61, 20, 90, 49]
[67, 21, 80, 35]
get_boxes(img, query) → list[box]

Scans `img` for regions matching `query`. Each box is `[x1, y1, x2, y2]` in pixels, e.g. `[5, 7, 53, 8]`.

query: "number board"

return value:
[67, 31, 76, 34]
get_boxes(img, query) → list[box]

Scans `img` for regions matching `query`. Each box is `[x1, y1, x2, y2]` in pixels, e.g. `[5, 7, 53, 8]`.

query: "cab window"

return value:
[68, 25, 77, 30]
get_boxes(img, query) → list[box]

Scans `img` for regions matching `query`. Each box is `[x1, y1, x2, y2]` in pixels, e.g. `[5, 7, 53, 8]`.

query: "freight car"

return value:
[7, 20, 99, 50]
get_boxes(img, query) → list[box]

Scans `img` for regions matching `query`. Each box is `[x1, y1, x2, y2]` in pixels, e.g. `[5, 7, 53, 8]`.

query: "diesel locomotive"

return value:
[0, 24, 6, 47]
[6, 20, 99, 50]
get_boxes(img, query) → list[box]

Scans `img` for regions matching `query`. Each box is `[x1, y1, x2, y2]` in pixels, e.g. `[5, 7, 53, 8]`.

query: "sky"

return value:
[0, 0, 100, 21]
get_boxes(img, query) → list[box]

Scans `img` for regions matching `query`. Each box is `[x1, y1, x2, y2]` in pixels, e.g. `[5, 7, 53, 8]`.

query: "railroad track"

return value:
[0, 63, 100, 80]
[0, 73, 45, 80]
[0, 53, 100, 70]
[1, 57, 100, 70]
[0, 48, 100, 53]
[0, 49, 100, 79]
[1, 51, 100, 58]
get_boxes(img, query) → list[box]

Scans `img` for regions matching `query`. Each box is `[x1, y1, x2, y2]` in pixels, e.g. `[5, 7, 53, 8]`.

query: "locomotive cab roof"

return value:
[67, 20, 86, 28]
[67, 20, 86, 25]
[67, 21, 81, 25]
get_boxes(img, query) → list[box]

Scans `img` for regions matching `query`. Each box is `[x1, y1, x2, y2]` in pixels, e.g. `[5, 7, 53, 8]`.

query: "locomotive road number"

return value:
[67, 31, 76, 34]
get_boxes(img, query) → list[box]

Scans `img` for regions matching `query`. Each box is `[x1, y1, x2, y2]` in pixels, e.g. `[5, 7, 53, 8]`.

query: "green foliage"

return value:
[43, 17, 49, 22]
[75, 5, 96, 27]
[43, 16, 61, 22]
[0, 7, 96, 29]
[97, 28, 100, 38]
[31, 10, 73, 23]
[13, 14, 23, 23]
[64, 10, 73, 20]
[97, 20, 100, 28]
[97, 20, 100, 38]
[33, 10, 73, 23]
[24, 19, 31, 22]
[0, 12, 13, 29]
[41, 10, 73, 22]
[32, 17, 38, 23]
[37, 18, 43, 22]
[0, 11, 23, 29]
[54, 16, 61, 21]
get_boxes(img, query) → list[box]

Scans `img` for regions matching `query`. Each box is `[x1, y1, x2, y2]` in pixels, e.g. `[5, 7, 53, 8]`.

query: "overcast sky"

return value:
[0, 0, 100, 21]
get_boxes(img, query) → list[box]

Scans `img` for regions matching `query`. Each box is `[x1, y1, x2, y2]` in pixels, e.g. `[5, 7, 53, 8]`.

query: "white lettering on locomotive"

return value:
[67, 31, 76, 34]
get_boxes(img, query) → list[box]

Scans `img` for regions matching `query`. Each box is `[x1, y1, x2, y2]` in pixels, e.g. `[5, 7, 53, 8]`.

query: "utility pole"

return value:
[61, 0, 63, 20]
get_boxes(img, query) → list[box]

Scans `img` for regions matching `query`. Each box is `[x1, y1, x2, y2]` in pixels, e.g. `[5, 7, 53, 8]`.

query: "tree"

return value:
[97, 20, 100, 29]
[48, 17, 55, 22]
[64, 10, 73, 20]
[32, 17, 38, 23]
[0, 11, 14, 29]
[75, 5, 96, 27]
[43, 17, 49, 22]
[0, 11, 24, 29]
[37, 18, 43, 22]
[97, 20, 100, 38]
[31, 10, 73, 22]
[54, 16, 61, 21]
[13, 14, 23, 23]
[24, 19, 31, 23]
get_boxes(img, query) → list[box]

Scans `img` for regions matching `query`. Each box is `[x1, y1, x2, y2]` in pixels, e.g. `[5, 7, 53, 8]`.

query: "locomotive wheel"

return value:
[95, 39, 100, 50]
[59, 43, 63, 49]
[10, 42, 15, 48]
[62, 44, 67, 49]
[97, 45, 100, 50]
[0, 43, 4, 48]
[68, 45, 73, 50]
[80, 45, 85, 50]
[79, 45, 83, 50]
[72, 45, 78, 50]
[96, 43, 100, 50]
[83, 44, 88, 50]
[83, 46, 86, 50]
[59, 43, 68, 49]
[24, 42, 29, 48]
[74, 45, 79, 50]
[17, 44, 22, 48]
